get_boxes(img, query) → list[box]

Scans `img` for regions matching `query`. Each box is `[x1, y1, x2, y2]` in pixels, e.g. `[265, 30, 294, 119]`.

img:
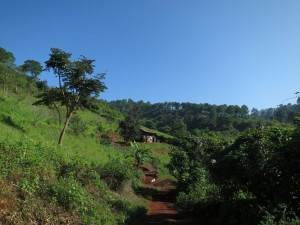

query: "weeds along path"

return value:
[144, 179, 201, 225]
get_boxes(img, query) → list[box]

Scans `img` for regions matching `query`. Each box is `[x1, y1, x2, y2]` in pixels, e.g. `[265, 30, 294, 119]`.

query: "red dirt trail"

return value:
[144, 179, 201, 225]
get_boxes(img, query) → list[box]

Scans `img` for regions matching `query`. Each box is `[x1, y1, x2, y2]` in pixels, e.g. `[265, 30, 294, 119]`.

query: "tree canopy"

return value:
[119, 108, 141, 142]
[0, 47, 16, 67]
[21, 60, 43, 78]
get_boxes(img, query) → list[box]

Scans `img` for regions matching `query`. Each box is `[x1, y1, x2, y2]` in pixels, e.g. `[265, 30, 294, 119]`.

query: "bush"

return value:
[260, 213, 300, 225]
[47, 178, 88, 211]
[177, 182, 220, 210]
[210, 126, 298, 209]
[110, 198, 147, 225]
[100, 159, 133, 191]
[70, 115, 87, 136]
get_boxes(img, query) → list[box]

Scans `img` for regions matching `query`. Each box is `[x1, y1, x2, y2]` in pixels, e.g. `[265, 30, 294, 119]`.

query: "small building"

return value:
[139, 128, 159, 143]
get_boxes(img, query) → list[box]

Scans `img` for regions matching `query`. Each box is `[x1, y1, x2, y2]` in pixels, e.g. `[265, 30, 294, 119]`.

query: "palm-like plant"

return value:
[129, 141, 152, 168]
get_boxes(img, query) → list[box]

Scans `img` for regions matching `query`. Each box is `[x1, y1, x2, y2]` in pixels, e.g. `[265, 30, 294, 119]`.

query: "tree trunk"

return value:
[58, 111, 72, 146]
[54, 104, 62, 125]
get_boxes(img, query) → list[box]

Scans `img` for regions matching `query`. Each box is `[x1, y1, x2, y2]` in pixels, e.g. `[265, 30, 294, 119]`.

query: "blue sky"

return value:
[1, 0, 300, 110]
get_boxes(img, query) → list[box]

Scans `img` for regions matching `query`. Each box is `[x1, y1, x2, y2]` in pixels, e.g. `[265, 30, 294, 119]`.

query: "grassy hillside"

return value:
[0, 92, 125, 162]
[0, 87, 153, 224]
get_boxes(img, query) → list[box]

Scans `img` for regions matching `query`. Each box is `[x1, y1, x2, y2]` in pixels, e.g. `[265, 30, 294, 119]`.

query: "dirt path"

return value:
[144, 179, 201, 225]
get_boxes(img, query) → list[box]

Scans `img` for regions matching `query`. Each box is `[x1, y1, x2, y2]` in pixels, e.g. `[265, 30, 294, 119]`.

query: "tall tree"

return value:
[251, 108, 259, 117]
[0, 47, 16, 67]
[170, 119, 189, 138]
[119, 107, 141, 142]
[240, 105, 249, 116]
[34, 48, 107, 145]
[21, 60, 43, 79]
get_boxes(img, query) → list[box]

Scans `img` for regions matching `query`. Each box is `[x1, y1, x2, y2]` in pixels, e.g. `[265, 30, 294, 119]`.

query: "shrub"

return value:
[177, 182, 220, 210]
[47, 178, 88, 211]
[111, 198, 147, 225]
[100, 159, 133, 190]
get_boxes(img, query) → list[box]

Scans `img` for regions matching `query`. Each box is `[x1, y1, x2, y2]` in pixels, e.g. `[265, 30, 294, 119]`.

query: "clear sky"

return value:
[1, 0, 300, 110]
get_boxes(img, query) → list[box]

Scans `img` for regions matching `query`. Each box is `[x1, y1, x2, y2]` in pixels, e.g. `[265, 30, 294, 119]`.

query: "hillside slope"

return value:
[0, 91, 150, 224]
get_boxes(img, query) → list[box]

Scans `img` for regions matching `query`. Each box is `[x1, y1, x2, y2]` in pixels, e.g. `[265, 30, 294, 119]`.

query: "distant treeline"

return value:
[252, 103, 300, 123]
[109, 99, 254, 135]
[108, 99, 300, 135]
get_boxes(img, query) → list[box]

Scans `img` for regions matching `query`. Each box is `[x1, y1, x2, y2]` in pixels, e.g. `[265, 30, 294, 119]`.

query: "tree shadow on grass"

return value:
[0, 114, 25, 132]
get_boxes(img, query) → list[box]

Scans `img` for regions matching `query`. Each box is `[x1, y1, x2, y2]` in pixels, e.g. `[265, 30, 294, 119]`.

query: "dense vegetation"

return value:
[168, 123, 300, 224]
[253, 103, 300, 123]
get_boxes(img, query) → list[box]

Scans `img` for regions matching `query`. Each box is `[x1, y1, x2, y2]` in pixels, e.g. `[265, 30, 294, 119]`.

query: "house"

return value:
[139, 128, 159, 143]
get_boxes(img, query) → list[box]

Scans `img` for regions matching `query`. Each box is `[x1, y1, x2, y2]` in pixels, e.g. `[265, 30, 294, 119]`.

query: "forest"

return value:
[0, 46, 300, 224]
[109, 99, 300, 135]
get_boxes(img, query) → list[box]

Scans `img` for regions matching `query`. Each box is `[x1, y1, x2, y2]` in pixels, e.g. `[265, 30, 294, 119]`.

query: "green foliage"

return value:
[177, 178, 220, 210]
[210, 126, 295, 203]
[98, 132, 112, 145]
[47, 178, 88, 211]
[170, 119, 189, 138]
[0, 92, 147, 224]
[70, 115, 88, 136]
[0, 47, 15, 67]
[259, 104, 300, 124]
[18, 175, 40, 196]
[119, 110, 141, 142]
[0, 131, 146, 224]
[0, 63, 36, 95]
[260, 213, 300, 225]
[169, 134, 228, 190]
[101, 158, 133, 190]
[168, 124, 300, 224]
[205, 124, 300, 223]
[128, 141, 153, 168]
[110, 100, 261, 134]
[21, 59, 43, 78]
[110, 198, 147, 225]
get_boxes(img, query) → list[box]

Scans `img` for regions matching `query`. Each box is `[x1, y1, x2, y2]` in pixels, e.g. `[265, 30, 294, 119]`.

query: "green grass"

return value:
[139, 142, 174, 179]
[0, 92, 175, 169]
[0, 92, 124, 161]
[0, 91, 149, 224]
